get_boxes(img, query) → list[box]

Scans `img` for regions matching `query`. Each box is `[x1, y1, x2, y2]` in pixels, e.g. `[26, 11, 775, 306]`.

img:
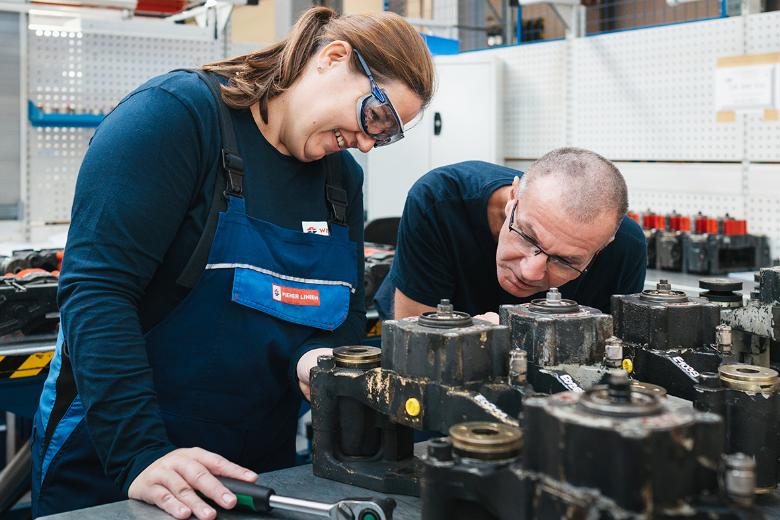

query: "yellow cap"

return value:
[405, 397, 421, 417]
[622, 358, 634, 373]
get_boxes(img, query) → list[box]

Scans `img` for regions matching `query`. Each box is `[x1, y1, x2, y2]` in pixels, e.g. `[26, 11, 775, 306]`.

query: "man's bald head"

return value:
[517, 147, 628, 227]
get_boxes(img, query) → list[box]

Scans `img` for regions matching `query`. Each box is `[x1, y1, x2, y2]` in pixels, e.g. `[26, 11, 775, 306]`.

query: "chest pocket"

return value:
[231, 266, 351, 331]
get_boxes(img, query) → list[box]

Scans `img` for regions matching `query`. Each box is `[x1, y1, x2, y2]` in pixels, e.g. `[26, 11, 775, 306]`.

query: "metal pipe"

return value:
[0, 440, 30, 517]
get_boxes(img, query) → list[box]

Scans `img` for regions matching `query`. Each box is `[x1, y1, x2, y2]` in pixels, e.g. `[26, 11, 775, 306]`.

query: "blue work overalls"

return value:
[31, 71, 357, 517]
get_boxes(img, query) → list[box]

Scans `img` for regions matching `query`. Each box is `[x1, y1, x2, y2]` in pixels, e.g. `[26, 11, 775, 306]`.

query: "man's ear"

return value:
[504, 176, 521, 217]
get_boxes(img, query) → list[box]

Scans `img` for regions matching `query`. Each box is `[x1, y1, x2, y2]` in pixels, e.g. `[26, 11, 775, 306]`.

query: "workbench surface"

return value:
[39, 463, 421, 520]
[39, 460, 780, 519]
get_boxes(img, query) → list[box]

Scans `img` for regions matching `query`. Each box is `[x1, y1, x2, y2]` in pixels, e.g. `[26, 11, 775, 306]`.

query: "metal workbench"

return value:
[39, 463, 422, 520]
[36, 459, 780, 519]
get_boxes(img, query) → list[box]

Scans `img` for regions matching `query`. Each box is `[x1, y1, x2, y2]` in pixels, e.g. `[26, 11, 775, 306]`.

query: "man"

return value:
[375, 147, 647, 321]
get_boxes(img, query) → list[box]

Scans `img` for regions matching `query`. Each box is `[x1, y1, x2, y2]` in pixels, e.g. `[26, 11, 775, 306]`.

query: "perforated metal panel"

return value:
[26, 26, 227, 230]
[744, 11, 780, 162]
[746, 164, 780, 257]
[570, 17, 744, 161]
[485, 42, 567, 159]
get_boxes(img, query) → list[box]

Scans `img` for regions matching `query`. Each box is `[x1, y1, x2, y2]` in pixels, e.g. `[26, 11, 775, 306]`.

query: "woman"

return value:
[31, 7, 434, 519]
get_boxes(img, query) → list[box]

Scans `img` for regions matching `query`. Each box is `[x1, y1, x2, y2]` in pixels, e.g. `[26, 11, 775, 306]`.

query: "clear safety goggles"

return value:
[353, 49, 405, 147]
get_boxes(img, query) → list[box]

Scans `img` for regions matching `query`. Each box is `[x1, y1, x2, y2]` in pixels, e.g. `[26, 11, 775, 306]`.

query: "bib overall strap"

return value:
[325, 153, 348, 227]
[176, 69, 244, 289]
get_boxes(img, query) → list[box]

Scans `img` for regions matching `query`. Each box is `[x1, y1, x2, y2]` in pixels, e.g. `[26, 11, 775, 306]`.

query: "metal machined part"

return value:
[332, 346, 382, 369]
[639, 279, 688, 303]
[449, 422, 522, 460]
[716, 325, 733, 354]
[528, 287, 580, 314]
[508, 349, 527, 384]
[718, 364, 779, 393]
[419, 299, 473, 328]
[604, 336, 623, 368]
[723, 453, 756, 505]
[630, 380, 668, 398]
[578, 372, 664, 417]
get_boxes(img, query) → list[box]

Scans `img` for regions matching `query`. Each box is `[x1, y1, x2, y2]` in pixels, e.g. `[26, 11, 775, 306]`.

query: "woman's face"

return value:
[283, 42, 423, 162]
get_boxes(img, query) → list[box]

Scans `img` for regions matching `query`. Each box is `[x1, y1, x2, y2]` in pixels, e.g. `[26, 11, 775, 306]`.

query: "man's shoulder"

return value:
[613, 215, 646, 250]
[409, 161, 520, 204]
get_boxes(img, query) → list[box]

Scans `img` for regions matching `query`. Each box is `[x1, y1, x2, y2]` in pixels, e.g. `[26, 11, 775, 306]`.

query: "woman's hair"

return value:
[203, 7, 435, 123]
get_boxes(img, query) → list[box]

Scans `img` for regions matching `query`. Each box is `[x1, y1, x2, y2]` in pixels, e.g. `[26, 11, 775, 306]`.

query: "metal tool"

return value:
[217, 477, 396, 519]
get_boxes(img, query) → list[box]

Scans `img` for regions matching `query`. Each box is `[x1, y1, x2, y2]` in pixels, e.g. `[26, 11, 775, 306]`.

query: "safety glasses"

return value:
[353, 49, 404, 147]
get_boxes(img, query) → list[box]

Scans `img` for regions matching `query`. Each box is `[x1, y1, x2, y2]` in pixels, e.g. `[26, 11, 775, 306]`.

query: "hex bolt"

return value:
[317, 354, 335, 370]
[545, 287, 562, 303]
[437, 299, 454, 317]
[723, 453, 756, 507]
[508, 349, 528, 385]
[607, 371, 631, 403]
[657, 279, 672, 292]
[716, 324, 732, 354]
[604, 336, 624, 369]
[427, 438, 453, 462]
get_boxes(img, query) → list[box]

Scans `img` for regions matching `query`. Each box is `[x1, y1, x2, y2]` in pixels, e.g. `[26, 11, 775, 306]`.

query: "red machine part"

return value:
[668, 213, 691, 232]
[627, 211, 640, 224]
[695, 214, 719, 234]
[642, 212, 667, 231]
[721, 216, 748, 236]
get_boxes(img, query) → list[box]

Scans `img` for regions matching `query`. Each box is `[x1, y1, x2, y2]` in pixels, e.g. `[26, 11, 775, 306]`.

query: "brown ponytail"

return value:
[203, 7, 435, 124]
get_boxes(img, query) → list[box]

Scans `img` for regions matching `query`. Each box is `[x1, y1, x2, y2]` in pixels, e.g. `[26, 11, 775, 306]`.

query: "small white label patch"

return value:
[672, 356, 701, 379]
[559, 374, 584, 393]
[302, 221, 330, 236]
[474, 394, 511, 423]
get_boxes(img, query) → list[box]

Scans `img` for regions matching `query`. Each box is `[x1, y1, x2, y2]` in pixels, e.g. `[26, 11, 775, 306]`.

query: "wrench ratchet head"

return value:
[333, 497, 396, 520]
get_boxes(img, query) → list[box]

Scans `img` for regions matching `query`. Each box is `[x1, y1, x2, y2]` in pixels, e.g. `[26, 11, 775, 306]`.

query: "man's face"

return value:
[495, 176, 616, 298]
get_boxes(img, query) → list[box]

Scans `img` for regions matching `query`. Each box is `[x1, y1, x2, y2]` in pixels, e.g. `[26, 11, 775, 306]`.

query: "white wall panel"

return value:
[570, 17, 744, 161]
[26, 28, 227, 233]
[744, 11, 780, 162]
[484, 42, 567, 159]
[746, 164, 780, 257]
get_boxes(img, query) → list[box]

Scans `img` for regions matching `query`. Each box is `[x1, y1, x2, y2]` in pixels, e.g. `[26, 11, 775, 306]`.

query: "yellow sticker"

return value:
[622, 358, 634, 374]
[405, 397, 421, 417]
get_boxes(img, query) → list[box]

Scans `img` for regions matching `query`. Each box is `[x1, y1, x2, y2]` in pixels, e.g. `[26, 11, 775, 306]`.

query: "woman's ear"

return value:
[316, 40, 353, 71]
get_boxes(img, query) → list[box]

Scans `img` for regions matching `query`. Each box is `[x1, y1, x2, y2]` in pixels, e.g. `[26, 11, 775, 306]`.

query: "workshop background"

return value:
[0, 0, 779, 518]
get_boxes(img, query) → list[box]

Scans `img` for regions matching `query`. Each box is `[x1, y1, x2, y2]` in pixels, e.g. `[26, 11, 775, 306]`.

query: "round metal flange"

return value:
[699, 278, 743, 292]
[418, 299, 473, 328]
[449, 422, 522, 460]
[639, 285, 688, 303]
[528, 288, 580, 314]
[578, 384, 663, 417]
[332, 346, 382, 369]
[630, 380, 667, 398]
[699, 291, 743, 308]
[719, 364, 779, 393]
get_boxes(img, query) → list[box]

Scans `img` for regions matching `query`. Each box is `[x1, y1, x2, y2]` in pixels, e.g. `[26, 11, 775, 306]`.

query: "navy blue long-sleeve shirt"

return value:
[381, 161, 646, 316]
[58, 71, 366, 492]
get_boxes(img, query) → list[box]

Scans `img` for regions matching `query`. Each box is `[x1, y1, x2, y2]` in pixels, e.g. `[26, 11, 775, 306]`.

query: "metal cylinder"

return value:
[604, 336, 623, 369]
[723, 453, 756, 506]
[716, 325, 732, 354]
[508, 349, 527, 385]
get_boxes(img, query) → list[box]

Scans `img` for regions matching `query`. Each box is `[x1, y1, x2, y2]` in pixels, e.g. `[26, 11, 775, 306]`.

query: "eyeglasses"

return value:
[508, 201, 590, 276]
[353, 49, 404, 147]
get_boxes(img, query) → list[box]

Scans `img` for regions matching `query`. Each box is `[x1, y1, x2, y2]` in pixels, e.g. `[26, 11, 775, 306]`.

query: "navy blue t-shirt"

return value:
[58, 71, 366, 491]
[382, 161, 646, 317]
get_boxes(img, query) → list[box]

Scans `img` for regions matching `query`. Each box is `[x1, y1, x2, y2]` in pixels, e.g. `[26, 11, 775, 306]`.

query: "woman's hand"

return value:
[128, 447, 257, 520]
[297, 347, 333, 400]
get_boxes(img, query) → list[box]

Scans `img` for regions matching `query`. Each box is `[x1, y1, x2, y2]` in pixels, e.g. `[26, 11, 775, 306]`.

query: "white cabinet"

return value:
[359, 54, 503, 221]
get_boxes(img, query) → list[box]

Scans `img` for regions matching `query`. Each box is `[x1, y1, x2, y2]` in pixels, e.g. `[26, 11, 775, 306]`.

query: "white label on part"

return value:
[302, 221, 330, 236]
[671, 356, 701, 380]
[559, 374, 584, 393]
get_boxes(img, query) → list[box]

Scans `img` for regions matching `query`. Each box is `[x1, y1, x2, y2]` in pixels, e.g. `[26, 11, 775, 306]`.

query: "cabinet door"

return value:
[361, 113, 432, 221]
[361, 53, 503, 221]
[429, 54, 503, 169]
